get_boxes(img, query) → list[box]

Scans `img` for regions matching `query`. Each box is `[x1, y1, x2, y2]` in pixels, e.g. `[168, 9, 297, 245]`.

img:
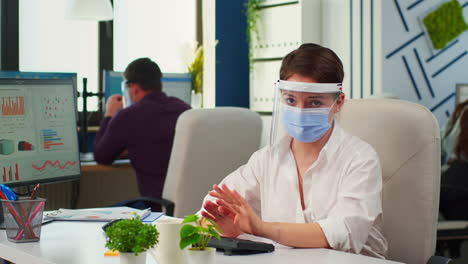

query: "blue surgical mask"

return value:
[280, 104, 334, 143]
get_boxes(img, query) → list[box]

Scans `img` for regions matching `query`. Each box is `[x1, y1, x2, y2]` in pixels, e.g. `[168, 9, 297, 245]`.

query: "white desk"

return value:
[0, 221, 402, 264]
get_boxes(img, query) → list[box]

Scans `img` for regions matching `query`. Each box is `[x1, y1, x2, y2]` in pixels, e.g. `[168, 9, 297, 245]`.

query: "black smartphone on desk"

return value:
[207, 236, 275, 255]
[102, 219, 124, 231]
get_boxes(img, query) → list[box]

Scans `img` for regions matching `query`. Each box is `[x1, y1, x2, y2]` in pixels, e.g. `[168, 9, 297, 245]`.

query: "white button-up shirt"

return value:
[200, 121, 388, 258]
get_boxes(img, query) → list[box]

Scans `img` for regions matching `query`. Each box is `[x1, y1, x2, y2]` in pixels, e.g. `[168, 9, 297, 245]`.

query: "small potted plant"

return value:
[105, 216, 159, 264]
[179, 214, 221, 264]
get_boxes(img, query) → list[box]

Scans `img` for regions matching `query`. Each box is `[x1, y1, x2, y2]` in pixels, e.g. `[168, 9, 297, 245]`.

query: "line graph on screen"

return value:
[31, 160, 79, 179]
[32, 160, 77, 171]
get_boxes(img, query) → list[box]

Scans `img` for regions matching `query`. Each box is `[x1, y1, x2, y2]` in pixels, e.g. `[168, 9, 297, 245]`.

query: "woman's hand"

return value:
[205, 184, 329, 248]
[208, 184, 264, 236]
[202, 200, 242, 237]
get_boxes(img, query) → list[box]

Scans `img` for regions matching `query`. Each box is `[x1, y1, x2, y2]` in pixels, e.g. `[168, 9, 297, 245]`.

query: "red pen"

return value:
[30, 184, 40, 200]
[0, 189, 35, 239]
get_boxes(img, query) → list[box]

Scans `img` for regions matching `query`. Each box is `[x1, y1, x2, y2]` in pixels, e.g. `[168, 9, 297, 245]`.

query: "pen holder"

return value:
[1, 197, 46, 243]
[0, 203, 4, 227]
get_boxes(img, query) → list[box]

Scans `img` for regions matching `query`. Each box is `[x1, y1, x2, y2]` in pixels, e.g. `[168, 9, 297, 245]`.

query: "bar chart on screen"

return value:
[1, 96, 25, 116]
[0, 91, 28, 132]
[40, 129, 65, 150]
[1, 163, 20, 183]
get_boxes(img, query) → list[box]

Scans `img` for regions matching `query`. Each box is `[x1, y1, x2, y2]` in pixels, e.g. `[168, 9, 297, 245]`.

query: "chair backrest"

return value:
[162, 107, 262, 218]
[336, 99, 441, 264]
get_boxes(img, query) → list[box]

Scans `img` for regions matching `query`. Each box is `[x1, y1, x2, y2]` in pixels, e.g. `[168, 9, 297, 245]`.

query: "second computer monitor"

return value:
[103, 71, 192, 107]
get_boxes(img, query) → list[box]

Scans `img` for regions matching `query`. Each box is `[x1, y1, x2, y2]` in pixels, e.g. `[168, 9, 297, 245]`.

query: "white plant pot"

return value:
[191, 92, 202, 108]
[153, 218, 185, 264]
[120, 251, 147, 264]
[185, 247, 216, 264]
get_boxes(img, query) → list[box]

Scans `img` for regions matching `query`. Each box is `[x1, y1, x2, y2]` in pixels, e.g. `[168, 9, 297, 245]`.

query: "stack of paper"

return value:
[45, 206, 162, 222]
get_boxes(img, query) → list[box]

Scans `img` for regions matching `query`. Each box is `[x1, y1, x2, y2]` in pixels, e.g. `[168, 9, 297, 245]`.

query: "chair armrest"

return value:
[441, 184, 468, 193]
[437, 225, 468, 240]
[438, 221, 468, 231]
[427, 256, 452, 264]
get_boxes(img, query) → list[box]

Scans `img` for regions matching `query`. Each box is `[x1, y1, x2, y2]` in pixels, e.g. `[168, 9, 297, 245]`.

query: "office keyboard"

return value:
[207, 237, 275, 255]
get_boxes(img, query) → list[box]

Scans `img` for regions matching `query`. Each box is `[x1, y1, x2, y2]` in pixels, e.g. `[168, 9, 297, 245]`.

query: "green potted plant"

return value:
[179, 214, 221, 264]
[245, 0, 260, 70]
[105, 217, 159, 264]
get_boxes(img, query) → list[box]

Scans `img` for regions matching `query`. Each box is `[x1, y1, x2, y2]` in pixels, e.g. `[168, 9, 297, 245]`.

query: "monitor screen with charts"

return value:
[0, 79, 80, 187]
[103, 70, 192, 107]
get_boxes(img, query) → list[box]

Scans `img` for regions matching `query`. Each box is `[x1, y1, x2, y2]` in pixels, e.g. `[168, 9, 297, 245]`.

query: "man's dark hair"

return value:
[280, 43, 344, 83]
[123, 58, 162, 91]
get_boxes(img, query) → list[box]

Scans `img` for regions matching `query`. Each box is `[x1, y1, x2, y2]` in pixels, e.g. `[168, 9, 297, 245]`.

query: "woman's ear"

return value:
[336, 93, 345, 112]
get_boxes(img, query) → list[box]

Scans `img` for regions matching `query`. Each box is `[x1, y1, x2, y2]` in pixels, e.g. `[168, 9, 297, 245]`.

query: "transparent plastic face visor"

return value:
[269, 80, 342, 146]
[121, 81, 133, 108]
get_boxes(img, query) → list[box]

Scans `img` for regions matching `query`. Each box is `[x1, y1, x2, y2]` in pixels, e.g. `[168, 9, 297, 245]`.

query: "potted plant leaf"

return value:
[105, 216, 159, 264]
[179, 214, 221, 264]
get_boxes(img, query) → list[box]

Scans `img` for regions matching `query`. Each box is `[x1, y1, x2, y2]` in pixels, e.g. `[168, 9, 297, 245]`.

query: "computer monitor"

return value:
[103, 70, 192, 108]
[102, 71, 124, 107]
[0, 71, 77, 117]
[0, 78, 80, 187]
[0, 71, 77, 82]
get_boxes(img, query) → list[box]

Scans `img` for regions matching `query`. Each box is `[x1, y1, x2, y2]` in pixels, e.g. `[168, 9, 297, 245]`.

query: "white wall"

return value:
[322, 0, 383, 99]
[249, 1, 322, 112]
[202, 0, 216, 108]
[323, 0, 468, 126]
[19, 0, 99, 111]
[113, 0, 196, 73]
[254, 0, 383, 145]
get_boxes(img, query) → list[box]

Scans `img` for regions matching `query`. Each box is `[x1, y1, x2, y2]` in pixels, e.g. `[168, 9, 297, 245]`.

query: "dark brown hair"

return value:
[280, 43, 344, 83]
[123, 58, 162, 91]
[453, 100, 468, 160]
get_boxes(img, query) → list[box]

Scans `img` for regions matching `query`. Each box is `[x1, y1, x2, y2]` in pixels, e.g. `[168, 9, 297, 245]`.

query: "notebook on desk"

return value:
[79, 152, 95, 162]
[207, 236, 275, 255]
[44, 207, 156, 222]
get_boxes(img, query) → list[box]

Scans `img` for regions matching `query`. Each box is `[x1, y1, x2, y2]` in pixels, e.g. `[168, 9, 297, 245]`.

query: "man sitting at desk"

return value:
[94, 58, 191, 210]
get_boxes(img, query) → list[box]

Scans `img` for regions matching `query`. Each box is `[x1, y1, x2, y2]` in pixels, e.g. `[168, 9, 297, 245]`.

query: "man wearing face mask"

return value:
[94, 58, 191, 210]
[197, 44, 388, 259]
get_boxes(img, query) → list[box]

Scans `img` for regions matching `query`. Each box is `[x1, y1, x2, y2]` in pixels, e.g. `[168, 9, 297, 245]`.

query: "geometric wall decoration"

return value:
[383, 0, 468, 126]
[423, 0, 468, 50]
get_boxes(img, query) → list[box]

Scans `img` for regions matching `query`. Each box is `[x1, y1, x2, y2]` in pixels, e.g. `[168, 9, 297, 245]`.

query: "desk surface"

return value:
[0, 221, 402, 264]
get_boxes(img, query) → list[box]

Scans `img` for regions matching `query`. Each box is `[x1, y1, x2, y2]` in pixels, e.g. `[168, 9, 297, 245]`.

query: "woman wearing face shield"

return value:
[199, 43, 388, 258]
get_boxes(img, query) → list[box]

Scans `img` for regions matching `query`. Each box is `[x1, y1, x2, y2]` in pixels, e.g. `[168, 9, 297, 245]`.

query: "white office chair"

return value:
[337, 99, 441, 264]
[161, 107, 262, 218]
[437, 163, 468, 258]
